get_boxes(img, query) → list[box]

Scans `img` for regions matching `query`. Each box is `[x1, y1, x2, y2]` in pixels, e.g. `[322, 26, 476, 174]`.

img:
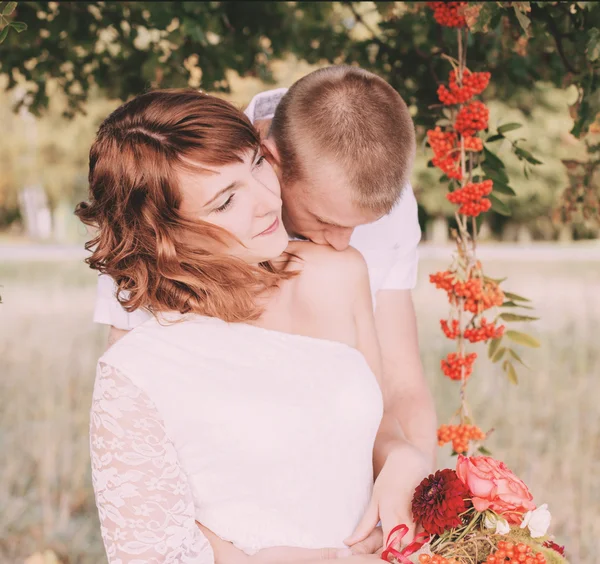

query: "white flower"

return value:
[520, 503, 551, 538]
[484, 513, 510, 535]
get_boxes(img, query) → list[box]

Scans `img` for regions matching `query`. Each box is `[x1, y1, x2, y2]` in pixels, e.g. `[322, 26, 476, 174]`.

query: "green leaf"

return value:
[2, 2, 17, 16]
[478, 445, 493, 455]
[513, 6, 531, 33]
[470, 2, 498, 33]
[587, 28, 600, 62]
[503, 360, 519, 384]
[501, 301, 534, 310]
[508, 348, 529, 369]
[484, 275, 507, 284]
[482, 165, 509, 185]
[489, 193, 511, 216]
[498, 313, 539, 322]
[486, 134, 504, 143]
[488, 337, 503, 359]
[514, 146, 543, 165]
[483, 147, 505, 169]
[10, 21, 26, 32]
[492, 346, 506, 363]
[0, 25, 8, 43]
[505, 330, 541, 348]
[497, 123, 523, 134]
[503, 291, 531, 303]
[491, 181, 516, 196]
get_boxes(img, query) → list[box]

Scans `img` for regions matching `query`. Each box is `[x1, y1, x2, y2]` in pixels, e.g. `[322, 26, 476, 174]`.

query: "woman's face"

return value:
[177, 148, 289, 264]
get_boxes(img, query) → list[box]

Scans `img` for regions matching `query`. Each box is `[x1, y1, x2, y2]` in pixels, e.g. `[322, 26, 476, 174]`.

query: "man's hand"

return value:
[344, 441, 430, 549]
[346, 527, 383, 556]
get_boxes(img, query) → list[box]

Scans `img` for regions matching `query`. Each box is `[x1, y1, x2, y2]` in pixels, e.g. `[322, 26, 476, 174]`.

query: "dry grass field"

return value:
[0, 249, 598, 563]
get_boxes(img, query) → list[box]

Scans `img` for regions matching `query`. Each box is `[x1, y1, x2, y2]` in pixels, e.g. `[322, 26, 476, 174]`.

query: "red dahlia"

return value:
[411, 468, 471, 535]
[543, 540, 566, 557]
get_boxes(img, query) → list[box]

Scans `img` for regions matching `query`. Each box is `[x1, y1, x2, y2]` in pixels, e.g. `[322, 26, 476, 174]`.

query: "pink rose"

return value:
[456, 455, 535, 524]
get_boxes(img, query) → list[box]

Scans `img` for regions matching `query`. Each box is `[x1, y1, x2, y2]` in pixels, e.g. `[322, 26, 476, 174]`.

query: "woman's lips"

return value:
[255, 217, 280, 237]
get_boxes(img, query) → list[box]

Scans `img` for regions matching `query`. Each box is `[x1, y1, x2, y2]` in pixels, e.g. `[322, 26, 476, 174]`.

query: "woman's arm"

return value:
[91, 362, 214, 563]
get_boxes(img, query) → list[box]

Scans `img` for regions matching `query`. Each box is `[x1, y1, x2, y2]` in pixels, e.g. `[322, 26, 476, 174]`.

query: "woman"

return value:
[77, 89, 396, 563]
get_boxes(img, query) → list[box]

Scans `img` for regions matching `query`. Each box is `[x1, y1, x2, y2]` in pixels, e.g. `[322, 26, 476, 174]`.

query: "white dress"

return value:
[91, 313, 384, 563]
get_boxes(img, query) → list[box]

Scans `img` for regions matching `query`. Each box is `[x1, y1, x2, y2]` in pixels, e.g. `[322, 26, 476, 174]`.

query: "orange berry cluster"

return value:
[430, 270, 456, 292]
[440, 317, 504, 343]
[430, 272, 505, 314]
[447, 180, 493, 205]
[441, 352, 477, 380]
[440, 319, 460, 339]
[438, 423, 486, 453]
[464, 318, 505, 343]
[427, 127, 462, 180]
[426, 2, 467, 28]
[438, 69, 491, 105]
[455, 101, 490, 136]
[447, 179, 494, 217]
[464, 135, 484, 152]
[458, 198, 492, 217]
[486, 541, 547, 564]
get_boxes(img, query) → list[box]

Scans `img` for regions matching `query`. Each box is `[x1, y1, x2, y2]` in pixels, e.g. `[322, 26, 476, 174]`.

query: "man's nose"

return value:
[324, 228, 354, 251]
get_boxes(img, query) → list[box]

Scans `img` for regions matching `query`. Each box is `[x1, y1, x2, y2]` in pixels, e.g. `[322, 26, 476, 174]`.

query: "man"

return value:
[94, 66, 437, 555]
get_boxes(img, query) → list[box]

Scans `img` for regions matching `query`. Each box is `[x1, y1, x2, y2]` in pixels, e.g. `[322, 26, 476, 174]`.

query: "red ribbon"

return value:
[380, 524, 430, 563]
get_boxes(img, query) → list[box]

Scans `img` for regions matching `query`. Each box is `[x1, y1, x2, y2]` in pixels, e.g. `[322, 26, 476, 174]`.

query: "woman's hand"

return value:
[344, 441, 431, 549]
[196, 521, 362, 564]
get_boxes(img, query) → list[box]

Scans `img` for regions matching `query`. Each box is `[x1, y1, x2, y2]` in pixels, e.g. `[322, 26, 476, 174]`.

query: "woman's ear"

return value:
[261, 137, 281, 169]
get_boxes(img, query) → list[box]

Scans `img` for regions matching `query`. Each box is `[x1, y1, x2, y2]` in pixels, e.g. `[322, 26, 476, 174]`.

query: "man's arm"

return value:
[374, 289, 437, 469]
[107, 326, 130, 351]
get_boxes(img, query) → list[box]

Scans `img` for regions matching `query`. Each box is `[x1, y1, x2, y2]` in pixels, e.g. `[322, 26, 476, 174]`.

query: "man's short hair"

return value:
[271, 66, 416, 214]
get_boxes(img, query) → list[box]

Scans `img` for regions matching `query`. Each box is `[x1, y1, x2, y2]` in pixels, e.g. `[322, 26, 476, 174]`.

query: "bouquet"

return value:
[382, 455, 568, 564]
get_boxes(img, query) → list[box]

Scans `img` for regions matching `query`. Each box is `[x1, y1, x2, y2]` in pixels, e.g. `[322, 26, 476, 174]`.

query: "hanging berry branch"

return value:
[425, 2, 543, 457]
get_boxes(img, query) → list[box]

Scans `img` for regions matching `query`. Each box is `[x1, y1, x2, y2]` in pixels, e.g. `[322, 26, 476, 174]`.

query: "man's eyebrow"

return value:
[204, 181, 239, 207]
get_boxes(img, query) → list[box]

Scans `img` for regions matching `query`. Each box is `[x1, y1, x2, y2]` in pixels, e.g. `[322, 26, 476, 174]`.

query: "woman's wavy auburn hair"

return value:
[75, 89, 295, 322]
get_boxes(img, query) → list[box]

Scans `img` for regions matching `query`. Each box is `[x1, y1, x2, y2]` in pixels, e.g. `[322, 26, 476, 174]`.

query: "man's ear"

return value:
[261, 136, 281, 168]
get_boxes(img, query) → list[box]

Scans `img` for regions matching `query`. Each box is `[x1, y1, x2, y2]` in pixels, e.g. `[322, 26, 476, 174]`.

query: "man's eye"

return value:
[214, 194, 235, 213]
[254, 155, 266, 167]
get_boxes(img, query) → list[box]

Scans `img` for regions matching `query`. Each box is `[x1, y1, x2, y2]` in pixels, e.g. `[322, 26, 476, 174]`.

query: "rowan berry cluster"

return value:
[431, 273, 505, 315]
[441, 352, 477, 380]
[426, 2, 467, 28]
[486, 542, 547, 564]
[437, 423, 486, 453]
[447, 180, 493, 205]
[440, 319, 460, 339]
[458, 198, 492, 217]
[464, 135, 484, 151]
[455, 101, 490, 136]
[427, 127, 462, 180]
[447, 180, 494, 218]
[438, 69, 491, 105]
[430, 270, 456, 292]
[464, 318, 505, 342]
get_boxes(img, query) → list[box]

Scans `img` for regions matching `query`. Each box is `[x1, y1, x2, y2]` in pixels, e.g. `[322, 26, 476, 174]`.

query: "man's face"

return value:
[278, 154, 382, 251]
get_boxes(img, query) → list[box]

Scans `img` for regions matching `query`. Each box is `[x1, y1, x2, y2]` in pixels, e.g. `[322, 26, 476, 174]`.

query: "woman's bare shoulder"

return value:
[285, 241, 368, 299]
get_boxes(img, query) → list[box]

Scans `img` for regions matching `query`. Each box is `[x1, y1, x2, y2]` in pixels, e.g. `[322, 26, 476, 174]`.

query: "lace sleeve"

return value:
[90, 362, 215, 564]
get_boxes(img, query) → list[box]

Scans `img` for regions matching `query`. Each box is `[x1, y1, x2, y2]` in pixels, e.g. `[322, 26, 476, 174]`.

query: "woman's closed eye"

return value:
[214, 194, 235, 213]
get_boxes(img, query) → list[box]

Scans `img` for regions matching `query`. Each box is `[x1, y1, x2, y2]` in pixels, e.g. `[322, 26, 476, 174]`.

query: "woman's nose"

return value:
[254, 180, 282, 217]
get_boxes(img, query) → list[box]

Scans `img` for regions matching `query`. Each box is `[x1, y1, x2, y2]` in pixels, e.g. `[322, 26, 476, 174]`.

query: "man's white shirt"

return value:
[93, 89, 421, 329]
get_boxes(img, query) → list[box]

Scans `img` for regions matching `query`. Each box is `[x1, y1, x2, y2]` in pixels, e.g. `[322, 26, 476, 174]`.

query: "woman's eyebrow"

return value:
[204, 181, 239, 207]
